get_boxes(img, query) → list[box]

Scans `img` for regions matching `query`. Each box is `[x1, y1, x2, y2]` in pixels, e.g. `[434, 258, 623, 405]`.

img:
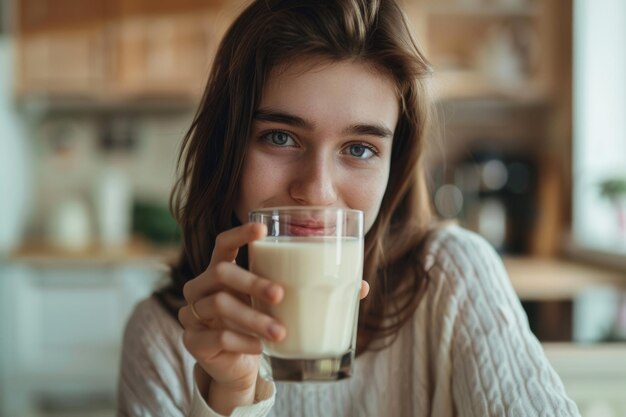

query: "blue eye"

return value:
[347, 144, 375, 159]
[264, 131, 295, 146]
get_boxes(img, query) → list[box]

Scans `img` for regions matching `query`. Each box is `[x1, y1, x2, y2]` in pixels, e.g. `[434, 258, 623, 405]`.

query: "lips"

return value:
[284, 219, 336, 236]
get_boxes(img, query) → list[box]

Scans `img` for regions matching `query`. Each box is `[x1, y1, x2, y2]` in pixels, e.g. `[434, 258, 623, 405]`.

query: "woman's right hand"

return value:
[178, 223, 286, 414]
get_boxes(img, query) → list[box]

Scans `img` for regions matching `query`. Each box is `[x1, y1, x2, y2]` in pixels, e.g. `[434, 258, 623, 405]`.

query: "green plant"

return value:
[599, 178, 626, 199]
[132, 200, 181, 245]
[599, 177, 626, 236]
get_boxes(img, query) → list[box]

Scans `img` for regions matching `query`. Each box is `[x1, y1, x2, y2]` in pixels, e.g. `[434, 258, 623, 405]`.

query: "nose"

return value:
[288, 154, 338, 206]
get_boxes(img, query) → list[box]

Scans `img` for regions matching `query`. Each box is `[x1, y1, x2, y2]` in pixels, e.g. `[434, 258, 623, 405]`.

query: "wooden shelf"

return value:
[10, 236, 179, 266]
[430, 69, 546, 102]
[504, 256, 626, 301]
[411, 0, 557, 106]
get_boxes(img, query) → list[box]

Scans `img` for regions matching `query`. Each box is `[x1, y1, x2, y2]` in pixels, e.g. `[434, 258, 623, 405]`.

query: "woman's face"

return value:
[235, 58, 399, 233]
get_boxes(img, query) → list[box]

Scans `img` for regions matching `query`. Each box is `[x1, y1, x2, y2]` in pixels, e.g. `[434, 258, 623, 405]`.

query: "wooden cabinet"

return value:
[19, 29, 108, 96]
[18, 0, 110, 33]
[16, 0, 567, 105]
[16, 0, 234, 100]
[110, 12, 222, 98]
[17, 0, 110, 96]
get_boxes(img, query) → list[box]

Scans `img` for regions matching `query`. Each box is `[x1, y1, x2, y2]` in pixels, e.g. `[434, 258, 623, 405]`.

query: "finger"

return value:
[178, 305, 268, 338]
[211, 223, 267, 265]
[179, 305, 207, 330]
[183, 260, 282, 306]
[179, 303, 252, 337]
[183, 329, 263, 361]
[195, 292, 286, 341]
[183, 223, 266, 302]
[212, 261, 284, 304]
[179, 304, 242, 337]
[359, 280, 370, 300]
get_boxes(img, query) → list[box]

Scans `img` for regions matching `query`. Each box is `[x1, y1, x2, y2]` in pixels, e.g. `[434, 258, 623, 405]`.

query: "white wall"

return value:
[0, 36, 33, 255]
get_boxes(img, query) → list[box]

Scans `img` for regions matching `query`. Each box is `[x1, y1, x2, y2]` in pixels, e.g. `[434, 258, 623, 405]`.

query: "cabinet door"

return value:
[112, 11, 222, 98]
[17, 0, 234, 98]
[19, 29, 108, 95]
[1, 263, 163, 417]
[16, 268, 125, 375]
[17, 0, 110, 96]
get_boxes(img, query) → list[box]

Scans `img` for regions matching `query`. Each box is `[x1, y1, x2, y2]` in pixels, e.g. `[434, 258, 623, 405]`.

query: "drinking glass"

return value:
[248, 207, 364, 382]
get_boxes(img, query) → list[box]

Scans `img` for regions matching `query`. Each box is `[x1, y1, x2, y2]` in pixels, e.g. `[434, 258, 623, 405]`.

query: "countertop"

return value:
[9, 237, 179, 267]
[9, 242, 626, 300]
[504, 256, 626, 301]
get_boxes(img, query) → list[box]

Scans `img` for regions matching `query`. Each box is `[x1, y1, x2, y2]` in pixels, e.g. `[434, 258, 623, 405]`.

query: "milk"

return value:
[249, 236, 363, 359]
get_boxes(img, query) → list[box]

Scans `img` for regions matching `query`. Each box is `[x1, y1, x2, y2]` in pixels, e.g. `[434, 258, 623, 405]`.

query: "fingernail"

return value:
[253, 223, 267, 237]
[264, 284, 281, 301]
[268, 323, 285, 340]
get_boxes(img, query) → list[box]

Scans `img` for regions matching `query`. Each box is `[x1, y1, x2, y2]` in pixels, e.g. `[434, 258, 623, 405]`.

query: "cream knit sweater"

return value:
[117, 226, 581, 417]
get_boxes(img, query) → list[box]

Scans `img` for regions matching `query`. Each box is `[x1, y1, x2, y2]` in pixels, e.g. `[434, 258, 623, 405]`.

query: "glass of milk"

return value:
[249, 207, 364, 382]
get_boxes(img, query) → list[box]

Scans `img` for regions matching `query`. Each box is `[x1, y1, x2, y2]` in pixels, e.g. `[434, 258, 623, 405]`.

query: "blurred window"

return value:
[573, 0, 626, 257]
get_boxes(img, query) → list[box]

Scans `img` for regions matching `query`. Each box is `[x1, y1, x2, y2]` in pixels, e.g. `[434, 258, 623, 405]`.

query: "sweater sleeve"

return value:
[117, 298, 193, 416]
[424, 227, 581, 417]
[188, 365, 275, 417]
[117, 298, 276, 417]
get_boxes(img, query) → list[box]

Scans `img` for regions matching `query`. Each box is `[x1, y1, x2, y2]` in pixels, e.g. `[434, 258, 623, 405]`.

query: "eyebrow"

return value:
[254, 109, 312, 130]
[253, 108, 394, 139]
[345, 123, 394, 139]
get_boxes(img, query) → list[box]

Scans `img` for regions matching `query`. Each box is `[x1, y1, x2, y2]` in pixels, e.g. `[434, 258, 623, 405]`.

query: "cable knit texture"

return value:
[117, 226, 581, 417]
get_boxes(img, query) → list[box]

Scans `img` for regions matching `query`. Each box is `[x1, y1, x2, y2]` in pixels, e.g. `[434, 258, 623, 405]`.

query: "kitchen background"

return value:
[1, 0, 625, 416]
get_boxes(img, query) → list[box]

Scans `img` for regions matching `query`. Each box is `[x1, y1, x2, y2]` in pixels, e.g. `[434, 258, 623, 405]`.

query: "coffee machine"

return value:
[433, 150, 537, 254]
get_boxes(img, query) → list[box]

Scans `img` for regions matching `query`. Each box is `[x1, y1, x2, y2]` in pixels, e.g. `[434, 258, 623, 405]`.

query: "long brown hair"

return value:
[157, 0, 437, 354]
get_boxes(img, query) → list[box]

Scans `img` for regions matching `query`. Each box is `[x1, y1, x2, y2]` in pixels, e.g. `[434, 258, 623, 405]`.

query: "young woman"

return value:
[118, 1, 580, 416]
